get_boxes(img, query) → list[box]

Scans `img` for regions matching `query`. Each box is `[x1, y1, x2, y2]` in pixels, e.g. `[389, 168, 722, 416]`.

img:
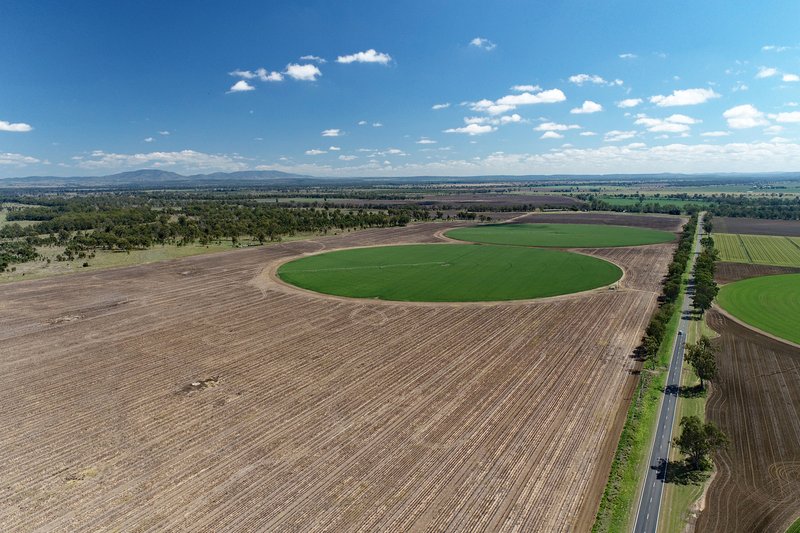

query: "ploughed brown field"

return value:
[715, 261, 800, 285]
[283, 194, 582, 209]
[697, 311, 800, 533]
[713, 216, 800, 237]
[0, 219, 677, 531]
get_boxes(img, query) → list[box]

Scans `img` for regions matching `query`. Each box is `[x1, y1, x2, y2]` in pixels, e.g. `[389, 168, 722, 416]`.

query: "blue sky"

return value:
[2, 0, 800, 178]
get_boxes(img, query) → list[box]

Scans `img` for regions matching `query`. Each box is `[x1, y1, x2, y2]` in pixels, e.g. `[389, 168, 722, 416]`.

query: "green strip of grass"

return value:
[446, 223, 676, 248]
[717, 273, 800, 344]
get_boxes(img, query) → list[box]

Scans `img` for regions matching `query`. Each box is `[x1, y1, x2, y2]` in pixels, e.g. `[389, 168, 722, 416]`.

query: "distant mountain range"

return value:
[1, 168, 799, 188]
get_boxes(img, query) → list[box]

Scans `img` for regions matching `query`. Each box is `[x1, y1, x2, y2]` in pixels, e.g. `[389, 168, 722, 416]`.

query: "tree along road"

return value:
[633, 215, 703, 533]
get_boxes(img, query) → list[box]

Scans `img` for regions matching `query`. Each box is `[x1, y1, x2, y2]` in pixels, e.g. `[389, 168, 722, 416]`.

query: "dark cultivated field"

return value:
[696, 311, 800, 533]
[713, 217, 800, 237]
[716, 261, 800, 284]
[511, 212, 685, 232]
[284, 194, 581, 208]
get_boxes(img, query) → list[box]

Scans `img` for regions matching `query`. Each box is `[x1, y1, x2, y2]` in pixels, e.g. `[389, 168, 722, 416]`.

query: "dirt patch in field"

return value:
[696, 311, 800, 533]
[511, 212, 685, 232]
[715, 261, 800, 284]
[713, 217, 800, 237]
[0, 221, 670, 532]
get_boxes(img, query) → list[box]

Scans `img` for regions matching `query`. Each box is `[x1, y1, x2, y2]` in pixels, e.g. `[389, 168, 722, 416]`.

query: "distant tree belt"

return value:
[575, 193, 799, 219]
[0, 240, 39, 270]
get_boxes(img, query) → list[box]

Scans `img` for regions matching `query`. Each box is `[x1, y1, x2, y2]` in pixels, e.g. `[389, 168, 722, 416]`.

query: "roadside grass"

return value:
[446, 223, 676, 248]
[717, 274, 800, 344]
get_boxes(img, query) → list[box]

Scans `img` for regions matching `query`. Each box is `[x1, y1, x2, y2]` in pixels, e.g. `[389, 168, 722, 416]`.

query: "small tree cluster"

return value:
[674, 415, 728, 470]
[692, 228, 719, 314]
[686, 336, 717, 388]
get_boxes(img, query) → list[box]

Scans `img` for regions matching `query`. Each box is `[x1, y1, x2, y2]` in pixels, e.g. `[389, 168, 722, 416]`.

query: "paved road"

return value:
[633, 216, 704, 533]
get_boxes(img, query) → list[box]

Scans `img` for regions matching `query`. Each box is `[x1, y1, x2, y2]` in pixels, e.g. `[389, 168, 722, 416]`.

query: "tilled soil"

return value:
[713, 217, 800, 237]
[0, 221, 671, 532]
[715, 261, 800, 284]
[696, 311, 800, 533]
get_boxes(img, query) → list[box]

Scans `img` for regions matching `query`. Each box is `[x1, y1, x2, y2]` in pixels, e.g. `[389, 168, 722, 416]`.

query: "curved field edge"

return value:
[716, 273, 800, 345]
[446, 223, 676, 248]
[277, 243, 623, 302]
[788, 517, 800, 533]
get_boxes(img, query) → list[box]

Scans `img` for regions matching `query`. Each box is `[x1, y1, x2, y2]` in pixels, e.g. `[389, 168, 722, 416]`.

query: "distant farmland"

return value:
[715, 233, 800, 267]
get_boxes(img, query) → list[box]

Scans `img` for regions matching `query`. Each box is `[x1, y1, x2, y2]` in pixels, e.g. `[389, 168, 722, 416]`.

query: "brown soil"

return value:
[695, 311, 800, 533]
[0, 221, 671, 531]
[713, 217, 800, 237]
[511, 212, 686, 232]
[286, 194, 582, 208]
[715, 261, 800, 284]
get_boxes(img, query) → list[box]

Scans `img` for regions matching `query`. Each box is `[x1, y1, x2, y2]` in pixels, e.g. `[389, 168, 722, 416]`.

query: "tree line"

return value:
[692, 215, 719, 314]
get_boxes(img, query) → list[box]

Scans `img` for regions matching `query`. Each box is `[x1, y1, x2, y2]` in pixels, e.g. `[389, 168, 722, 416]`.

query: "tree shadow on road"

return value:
[654, 459, 710, 485]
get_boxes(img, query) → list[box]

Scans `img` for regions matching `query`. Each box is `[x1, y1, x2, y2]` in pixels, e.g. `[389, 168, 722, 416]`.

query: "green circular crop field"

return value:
[717, 273, 800, 344]
[446, 223, 675, 248]
[278, 244, 622, 302]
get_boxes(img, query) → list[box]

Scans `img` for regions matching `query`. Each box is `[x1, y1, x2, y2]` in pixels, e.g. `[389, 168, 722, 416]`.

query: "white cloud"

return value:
[772, 111, 800, 123]
[0, 152, 40, 165]
[783, 73, 800, 82]
[605, 130, 637, 142]
[256, 68, 283, 82]
[619, 53, 637, 59]
[579, 131, 597, 136]
[534, 122, 581, 131]
[285, 63, 321, 81]
[470, 99, 516, 115]
[444, 123, 496, 135]
[328, 146, 341, 151]
[540, 131, 564, 139]
[511, 84, 541, 92]
[321, 129, 342, 137]
[617, 98, 642, 108]
[336, 49, 392, 64]
[416, 138, 437, 144]
[723, 104, 769, 129]
[432, 103, 450, 110]
[300, 55, 326, 63]
[732, 82, 749, 92]
[357, 120, 368, 125]
[756, 66, 779, 79]
[338, 155, 357, 161]
[305, 149, 327, 155]
[0, 120, 33, 132]
[372, 122, 383, 127]
[569, 74, 605, 85]
[634, 114, 700, 133]
[764, 125, 784, 134]
[469, 37, 496, 50]
[158, 130, 170, 136]
[228, 80, 255, 93]
[570, 100, 603, 114]
[76, 149, 247, 172]
[649, 88, 720, 107]
[664, 114, 700, 125]
[229, 69, 256, 79]
[495, 88, 567, 107]
[500, 113, 522, 124]
[762, 45, 791, 52]
[144, 137, 154, 143]
[701, 131, 730, 137]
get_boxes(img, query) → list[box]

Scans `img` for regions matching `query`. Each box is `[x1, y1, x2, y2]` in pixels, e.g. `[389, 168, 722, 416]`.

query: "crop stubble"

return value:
[0, 221, 672, 531]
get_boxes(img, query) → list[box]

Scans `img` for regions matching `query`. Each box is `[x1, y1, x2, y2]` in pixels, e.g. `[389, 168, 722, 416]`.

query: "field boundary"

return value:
[712, 303, 800, 350]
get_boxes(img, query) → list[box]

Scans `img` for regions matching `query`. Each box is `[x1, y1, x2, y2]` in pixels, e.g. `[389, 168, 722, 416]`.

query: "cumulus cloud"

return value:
[432, 103, 450, 110]
[228, 80, 255, 93]
[756, 66, 779, 78]
[619, 53, 637, 59]
[570, 100, 603, 114]
[300, 55, 326, 63]
[158, 130, 170, 136]
[338, 154, 357, 161]
[649, 88, 720, 107]
[0, 152, 40, 165]
[372, 122, 383, 127]
[76, 150, 247, 172]
[701, 131, 731, 137]
[494, 88, 567, 107]
[569, 74, 603, 85]
[723, 104, 769, 129]
[540, 131, 564, 139]
[144, 137, 154, 143]
[305, 149, 327, 155]
[357, 120, 368, 125]
[257, 68, 283, 82]
[762, 45, 791, 52]
[229, 69, 256, 79]
[416, 138, 437, 144]
[321, 129, 342, 137]
[634, 114, 700, 133]
[534, 122, 581, 131]
[783, 73, 800, 82]
[328, 146, 341, 151]
[604, 130, 637, 142]
[469, 99, 515, 115]
[444, 123, 496, 135]
[511, 84, 541, 92]
[469, 37, 496, 50]
[617, 98, 642, 108]
[0, 120, 33, 132]
[579, 131, 597, 136]
[285, 63, 321, 81]
[772, 111, 800, 123]
[336, 49, 392, 64]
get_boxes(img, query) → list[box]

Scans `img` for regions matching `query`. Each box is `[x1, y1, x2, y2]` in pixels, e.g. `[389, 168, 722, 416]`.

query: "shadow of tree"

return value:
[661, 459, 711, 485]
[678, 383, 707, 398]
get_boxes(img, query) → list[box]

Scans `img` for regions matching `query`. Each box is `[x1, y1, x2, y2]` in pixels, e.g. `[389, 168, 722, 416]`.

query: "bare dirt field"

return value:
[696, 311, 800, 533]
[512, 212, 685, 233]
[286, 194, 582, 209]
[715, 261, 800, 284]
[713, 217, 800, 237]
[0, 221, 671, 531]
